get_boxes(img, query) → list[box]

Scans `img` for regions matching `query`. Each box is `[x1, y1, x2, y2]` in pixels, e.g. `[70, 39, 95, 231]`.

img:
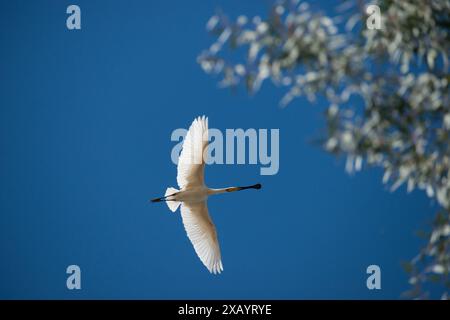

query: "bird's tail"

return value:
[165, 187, 181, 212]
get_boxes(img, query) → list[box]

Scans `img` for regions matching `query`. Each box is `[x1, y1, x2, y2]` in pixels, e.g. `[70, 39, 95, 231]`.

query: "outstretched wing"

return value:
[177, 116, 209, 189]
[180, 201, 223, 274]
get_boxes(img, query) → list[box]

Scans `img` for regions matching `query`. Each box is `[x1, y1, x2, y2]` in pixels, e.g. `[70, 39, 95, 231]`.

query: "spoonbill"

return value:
[151, 116, 261, 274]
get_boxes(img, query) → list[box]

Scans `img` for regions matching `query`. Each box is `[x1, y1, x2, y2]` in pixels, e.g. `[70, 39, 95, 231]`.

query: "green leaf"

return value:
[401, 261, 414, 274]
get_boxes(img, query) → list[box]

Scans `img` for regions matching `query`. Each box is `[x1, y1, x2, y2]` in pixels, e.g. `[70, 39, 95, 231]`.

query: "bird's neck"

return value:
[208, 188, 230, 195]
[208, 184, 261, 195]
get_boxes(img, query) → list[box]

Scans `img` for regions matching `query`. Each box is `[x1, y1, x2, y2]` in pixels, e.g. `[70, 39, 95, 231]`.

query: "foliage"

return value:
[198, 0, 450, 298]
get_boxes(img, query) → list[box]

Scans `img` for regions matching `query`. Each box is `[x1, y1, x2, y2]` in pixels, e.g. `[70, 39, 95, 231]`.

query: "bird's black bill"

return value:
[236, 183, 262, 191]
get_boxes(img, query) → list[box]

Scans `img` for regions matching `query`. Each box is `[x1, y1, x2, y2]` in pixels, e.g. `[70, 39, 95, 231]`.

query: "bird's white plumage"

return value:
[165, 187, 180, 212]
[175, 116, 223, 274]
[177, 116, 209, 189]
[180, 201, 223, 274]
[155, 116, 260, 273]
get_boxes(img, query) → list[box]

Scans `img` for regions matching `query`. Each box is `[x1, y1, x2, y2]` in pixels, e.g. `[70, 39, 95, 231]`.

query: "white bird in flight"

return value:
[151, 116, 261, 274]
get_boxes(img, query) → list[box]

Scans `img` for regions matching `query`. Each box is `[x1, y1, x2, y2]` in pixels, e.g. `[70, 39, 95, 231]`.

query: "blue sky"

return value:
[0, 0, 439, 299]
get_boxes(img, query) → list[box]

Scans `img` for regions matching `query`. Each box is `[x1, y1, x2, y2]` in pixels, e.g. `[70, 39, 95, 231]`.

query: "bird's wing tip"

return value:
[209, 261, 223, 274]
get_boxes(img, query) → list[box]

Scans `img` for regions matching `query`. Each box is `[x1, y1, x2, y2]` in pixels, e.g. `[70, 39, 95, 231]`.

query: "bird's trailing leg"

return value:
[150, 193, 178, 203]
[151, 187, 181, 212]
[151, 186, 180, 203]
[150, 196, 167, 203]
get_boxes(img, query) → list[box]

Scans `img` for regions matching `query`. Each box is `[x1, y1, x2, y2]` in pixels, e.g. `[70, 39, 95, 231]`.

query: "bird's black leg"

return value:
[150, 191, 179, 203]
[150, 196, 167, 203]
